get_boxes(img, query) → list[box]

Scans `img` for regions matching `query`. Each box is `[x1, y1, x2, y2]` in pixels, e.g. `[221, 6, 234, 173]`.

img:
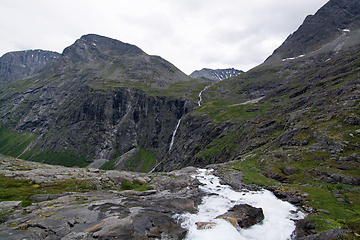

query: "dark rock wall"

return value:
[1, 84, 189, 162]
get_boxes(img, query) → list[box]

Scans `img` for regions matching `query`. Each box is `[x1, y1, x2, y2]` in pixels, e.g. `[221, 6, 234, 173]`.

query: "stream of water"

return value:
[198, 85, 211, 106]
[169, 119, 181, 151]
[175, 169, 305, 240]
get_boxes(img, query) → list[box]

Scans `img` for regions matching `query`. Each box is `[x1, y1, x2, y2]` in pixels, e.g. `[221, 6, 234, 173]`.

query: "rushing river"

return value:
[175, 169, 305, 240]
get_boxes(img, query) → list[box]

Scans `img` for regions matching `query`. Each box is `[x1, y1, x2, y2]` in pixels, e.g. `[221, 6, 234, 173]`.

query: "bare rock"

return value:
[216, 204, 264, 229]
[294, 227, 347, 240]
[0, 201, 22, 210]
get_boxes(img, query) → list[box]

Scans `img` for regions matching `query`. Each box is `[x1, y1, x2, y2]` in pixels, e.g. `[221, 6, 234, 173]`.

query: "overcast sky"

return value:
[0, 0, 329, 74]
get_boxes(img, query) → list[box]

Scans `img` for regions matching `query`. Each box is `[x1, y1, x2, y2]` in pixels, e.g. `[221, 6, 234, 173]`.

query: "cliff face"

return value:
[0, 49, 60, 83]
[0, 34, 195, 169]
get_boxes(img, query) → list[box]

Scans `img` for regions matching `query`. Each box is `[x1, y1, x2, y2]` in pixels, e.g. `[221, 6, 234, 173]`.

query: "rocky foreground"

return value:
[0, 156, 347, 239]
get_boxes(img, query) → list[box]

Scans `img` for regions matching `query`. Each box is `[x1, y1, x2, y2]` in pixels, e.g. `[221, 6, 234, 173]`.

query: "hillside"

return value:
[0, 0, 360, 238]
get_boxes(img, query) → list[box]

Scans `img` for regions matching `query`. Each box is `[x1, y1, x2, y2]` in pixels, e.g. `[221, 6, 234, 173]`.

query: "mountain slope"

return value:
[0, 49, 60, 84]
[163, 0, 360, 236]
[264, 0, 360, 65]
[38, 34, 191, 91]
[0, 34, 198, 170]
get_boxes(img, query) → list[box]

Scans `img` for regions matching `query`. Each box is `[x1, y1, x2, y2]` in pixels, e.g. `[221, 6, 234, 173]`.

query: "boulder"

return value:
[215, 204, 264, 229]
[282, 166, 298, 176]
[195, 222, 217, 230]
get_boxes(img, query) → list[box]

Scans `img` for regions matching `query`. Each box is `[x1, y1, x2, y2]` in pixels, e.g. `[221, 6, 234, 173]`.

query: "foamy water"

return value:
[175, 169, 305, 240]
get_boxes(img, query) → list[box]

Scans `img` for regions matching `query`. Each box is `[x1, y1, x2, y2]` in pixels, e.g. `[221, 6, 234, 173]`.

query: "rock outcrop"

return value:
[0, 156, 201, 239]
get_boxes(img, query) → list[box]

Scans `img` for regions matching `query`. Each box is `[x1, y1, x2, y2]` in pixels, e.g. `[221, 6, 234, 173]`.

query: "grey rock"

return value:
[215, 204, 264, 229]
[0, 201, 22, 210]
[344, 114, 360, 125]
[294, 227, 347, 240]
[282, 166, 298, 176]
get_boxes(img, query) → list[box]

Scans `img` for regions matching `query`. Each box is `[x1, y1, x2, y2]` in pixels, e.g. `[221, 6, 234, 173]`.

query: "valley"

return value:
[1, 0, 360, 239]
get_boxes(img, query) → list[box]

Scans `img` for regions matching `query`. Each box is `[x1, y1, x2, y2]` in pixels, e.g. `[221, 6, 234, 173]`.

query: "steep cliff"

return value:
[0, 34, 196, 170]
[0, 49, 60, 84]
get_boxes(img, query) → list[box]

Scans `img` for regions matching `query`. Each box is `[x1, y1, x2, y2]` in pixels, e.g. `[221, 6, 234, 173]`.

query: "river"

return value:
[175, 169, 305, 240]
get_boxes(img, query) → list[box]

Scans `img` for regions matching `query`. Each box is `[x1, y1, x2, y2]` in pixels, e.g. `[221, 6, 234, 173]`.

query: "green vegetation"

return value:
[0, 124, 89, 168]
[20, 149, 89, 168]
[0, 174, 96, 207]
[231, 154, 280, 187]
[120, 179, 152, 191]
[0, 124, 37, 158]
[0, 209, 12, 224]
[227, 151, 360, 235]
[100, 157, 118, 170]
[101, 149, 157, 172]
[124, 149, 157, 173]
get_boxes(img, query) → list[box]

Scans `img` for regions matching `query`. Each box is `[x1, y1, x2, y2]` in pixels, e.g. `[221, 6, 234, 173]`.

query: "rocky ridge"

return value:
[0, 49, 60, 84]
[264, 0, 360, 65]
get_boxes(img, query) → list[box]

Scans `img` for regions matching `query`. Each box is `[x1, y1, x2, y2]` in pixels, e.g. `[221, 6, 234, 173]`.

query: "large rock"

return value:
[216, 204, 264, 229]
[0, 201, 22, 210]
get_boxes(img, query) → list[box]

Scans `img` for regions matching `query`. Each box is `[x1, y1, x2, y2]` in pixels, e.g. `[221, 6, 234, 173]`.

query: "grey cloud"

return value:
[0, 0, 329, 74]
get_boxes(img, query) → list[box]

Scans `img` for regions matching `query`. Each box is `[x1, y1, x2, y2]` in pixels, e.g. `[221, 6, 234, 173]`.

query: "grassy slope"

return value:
[190, 49, 360, 236]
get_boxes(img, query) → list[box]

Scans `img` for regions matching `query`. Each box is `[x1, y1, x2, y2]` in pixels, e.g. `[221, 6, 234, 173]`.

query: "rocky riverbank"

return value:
[0, 156, 348, 239]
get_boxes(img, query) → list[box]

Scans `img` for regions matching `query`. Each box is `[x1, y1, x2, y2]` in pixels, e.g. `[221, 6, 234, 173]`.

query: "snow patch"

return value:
[282, 54, 305, 62]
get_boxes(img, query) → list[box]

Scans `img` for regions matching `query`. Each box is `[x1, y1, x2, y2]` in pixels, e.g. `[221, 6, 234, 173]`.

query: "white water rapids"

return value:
[175, 169, 305, 240]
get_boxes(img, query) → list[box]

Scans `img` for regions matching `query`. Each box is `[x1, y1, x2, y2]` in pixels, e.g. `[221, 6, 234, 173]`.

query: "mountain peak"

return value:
[264, 0, 360, 64]
[62, 34, 145, 63]
[190, 68, 243, 81]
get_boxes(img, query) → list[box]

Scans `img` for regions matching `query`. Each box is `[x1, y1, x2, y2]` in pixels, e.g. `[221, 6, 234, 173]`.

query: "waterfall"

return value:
[198, 85, 211, 106]
[169, 119, 181, 151]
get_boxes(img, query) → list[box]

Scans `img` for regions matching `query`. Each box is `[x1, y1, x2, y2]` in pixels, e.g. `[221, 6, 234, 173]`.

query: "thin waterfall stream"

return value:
[198, 85, 211, 106]
[175, 169, 305, 240]
[169, 118, 181, 151]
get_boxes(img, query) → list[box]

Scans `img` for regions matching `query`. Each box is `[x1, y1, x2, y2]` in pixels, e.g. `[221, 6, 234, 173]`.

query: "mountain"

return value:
[38, 34, 191, 90]
[0, 49, 60, 83]
[0, 34, 198, 170]
[190, 68, 243, 81]
[264, 0, 360, 65]
[1, 1, 360, 237]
